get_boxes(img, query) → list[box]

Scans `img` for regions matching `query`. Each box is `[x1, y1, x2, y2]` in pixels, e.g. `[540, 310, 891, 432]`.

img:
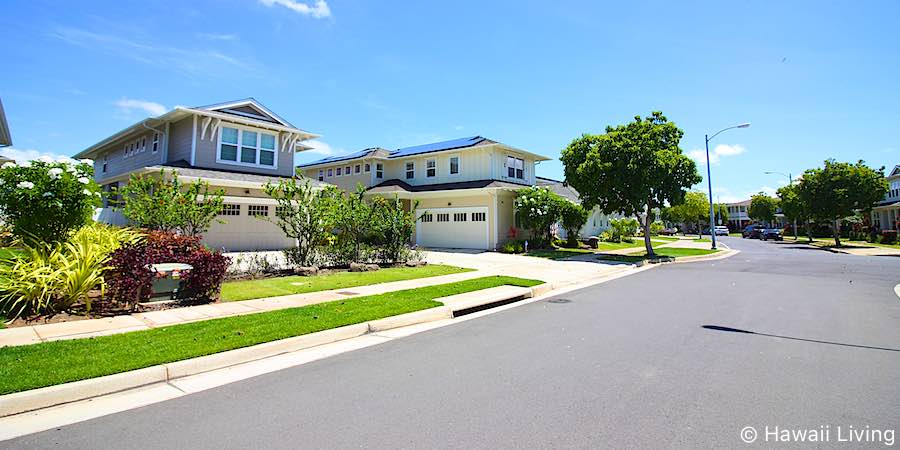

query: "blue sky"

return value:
[1, 0, 898, 202]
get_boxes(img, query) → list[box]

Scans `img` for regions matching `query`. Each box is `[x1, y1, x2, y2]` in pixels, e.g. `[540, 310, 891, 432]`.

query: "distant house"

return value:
[74, 98, 322, 251]
[872, 164, 900, 231]
[725, 199, 751, 230]
[535, 177, 623, 239]
[299, 137, 551, 250]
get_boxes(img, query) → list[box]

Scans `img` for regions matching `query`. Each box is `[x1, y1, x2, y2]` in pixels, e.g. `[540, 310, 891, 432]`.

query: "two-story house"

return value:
[73, 98, 321, 251]
[299, 136, 551, 250]
[725, 199, 751, 230]
[872, 164, 900, 232]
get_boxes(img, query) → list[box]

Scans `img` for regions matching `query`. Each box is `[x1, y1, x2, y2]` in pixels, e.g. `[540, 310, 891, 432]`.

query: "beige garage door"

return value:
[417, 207, 489, 250]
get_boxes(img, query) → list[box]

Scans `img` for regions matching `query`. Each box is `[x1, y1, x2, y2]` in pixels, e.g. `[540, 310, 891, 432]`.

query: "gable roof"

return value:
[366, 178, 524, 194]
[536, 176, 581, 203]
[74, 98, 319, 159]
[299, 136, 550, 168]
[890, 165, 900, 177]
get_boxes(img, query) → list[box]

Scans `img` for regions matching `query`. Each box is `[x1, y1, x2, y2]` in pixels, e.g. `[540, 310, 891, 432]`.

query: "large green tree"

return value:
[748, 192, 779, 226]
[797, 159, 888, 246]
[664, 191, 709, 236]
[562, 112, 701, 256]
[777, 183, 810, 241]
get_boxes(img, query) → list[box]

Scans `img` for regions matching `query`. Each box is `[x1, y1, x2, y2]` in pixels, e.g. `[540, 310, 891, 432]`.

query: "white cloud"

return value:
[114, 98, 167, 117]
[301, 140, 340, 155]
[0, 147, 78, 164]
[51, 27, 256, 78]
[258, 0, 331, 18]
[688, 144, 746, 165]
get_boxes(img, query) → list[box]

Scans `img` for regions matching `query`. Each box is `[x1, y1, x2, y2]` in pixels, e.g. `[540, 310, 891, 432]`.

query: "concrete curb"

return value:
[670, 248, 740, 264]
[0, 283, 552, 418]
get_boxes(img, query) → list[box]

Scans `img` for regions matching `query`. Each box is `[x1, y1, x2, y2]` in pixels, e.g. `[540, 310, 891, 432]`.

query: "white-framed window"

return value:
[217, 125, 277, 168]
[355, 164, 361, 174]
[248, 205, 269, 217]
[344, 165, 351, 175]
[327, 168, 333, 177]
[140, 137, 146, 153]
[364, 163, 371, 173]
[507, 156, 525, 179]
[219, 204, 240, 216]
[275, 206, 291, 217]
[472, 212, 486, 222]
[453, 212, 467, 222]
[336, 167, 342, 176]
[151, 133, 159, 153]
[376, 163, 384, 179]
[405, 161, 415, 179]
[318, 169, 324, 181]
[102, 154, 108, 173]
[420, 213, 433, 223]
[426, 159, 436, 177]
[436, 213, 450, 222]
[449, 155, 460, 175]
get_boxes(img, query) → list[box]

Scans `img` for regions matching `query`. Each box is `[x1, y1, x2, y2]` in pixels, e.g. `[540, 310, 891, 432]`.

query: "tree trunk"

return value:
[644, 213, 654, 257]
[833, 219, 841, 247]
[805, 221, 813, 243]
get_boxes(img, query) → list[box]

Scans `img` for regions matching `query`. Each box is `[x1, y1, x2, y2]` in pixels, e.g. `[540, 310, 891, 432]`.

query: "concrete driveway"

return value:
[423, 249, 627, 285]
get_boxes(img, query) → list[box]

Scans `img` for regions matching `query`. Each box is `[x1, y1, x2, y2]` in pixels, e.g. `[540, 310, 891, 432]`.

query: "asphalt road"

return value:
[6, 237, 900, 448]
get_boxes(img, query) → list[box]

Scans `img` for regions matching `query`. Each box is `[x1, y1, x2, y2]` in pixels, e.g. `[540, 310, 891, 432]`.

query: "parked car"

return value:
[714, 226, 729, 236]
[761, 228, 783, 241]
[742, 225, 765, 239]
[659, 227, 678, 236]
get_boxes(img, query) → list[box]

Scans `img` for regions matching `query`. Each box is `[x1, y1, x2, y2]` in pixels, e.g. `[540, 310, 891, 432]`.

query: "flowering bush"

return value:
[106, 231, 230, 308]
[0, 157, 100, 243]
[514, 186, 563, 247]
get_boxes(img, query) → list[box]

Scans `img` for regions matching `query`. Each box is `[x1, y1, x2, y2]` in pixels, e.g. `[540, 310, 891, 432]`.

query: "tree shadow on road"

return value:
[701, 325, 900, 353]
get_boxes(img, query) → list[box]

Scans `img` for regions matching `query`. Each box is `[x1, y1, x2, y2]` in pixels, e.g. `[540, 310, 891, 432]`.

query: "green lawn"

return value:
[0, 275, 543, 395]
[596, 247, 719, 262]
[652, 236, 679, 242]
[525, 247, 594, 260]
[782, 236, 900, 250]
[220, 264, 473, 301]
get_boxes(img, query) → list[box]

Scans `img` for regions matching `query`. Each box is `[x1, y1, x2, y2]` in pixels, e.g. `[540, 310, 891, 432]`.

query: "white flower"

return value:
[42, 192, 53, 197]
[48, 167, 64, 179]
[1, 162, 16, 169]
[77, 176, 90, 184]
[37, 155, 54, 163]
[66, 165, 78, 173]
[94, 191, 101, 197]
[82, 188, 92, 196]
[0, 179, 4, 185]
[17, 181, 35, 189]
[19, 161, 31, 168]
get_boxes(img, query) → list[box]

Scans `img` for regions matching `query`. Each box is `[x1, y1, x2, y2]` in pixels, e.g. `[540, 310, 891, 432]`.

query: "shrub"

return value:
[0, 224, 142, 321]
[500, 240, 525, 254]
[606, 218, 639, 243]
[881, 230, 898, 245]
[118, 169, 224, 236]
[0, 158, 100, 244]
[371, 196, 418, 264]
[650, 220, 664, 236]
[514, 186, 563, 247]
[265, 179, 342, 267]
[106, 231, 229, 307]
[558, 200, 589, 247]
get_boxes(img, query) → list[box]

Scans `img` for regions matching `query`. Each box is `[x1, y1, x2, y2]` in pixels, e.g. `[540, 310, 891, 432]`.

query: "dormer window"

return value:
[218, 125, 277, 168]
[507, 156, 524, 179]
[449, 156, 459, 175]
[405, 162, 415, 179]
[426, 159, 436, 177]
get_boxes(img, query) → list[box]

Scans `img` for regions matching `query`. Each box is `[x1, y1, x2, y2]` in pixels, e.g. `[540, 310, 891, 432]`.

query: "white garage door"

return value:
[417, 207, 489, 250]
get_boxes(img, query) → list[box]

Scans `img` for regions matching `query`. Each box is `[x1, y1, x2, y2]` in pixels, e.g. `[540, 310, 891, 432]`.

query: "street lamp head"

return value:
[737, 123, 751, 128]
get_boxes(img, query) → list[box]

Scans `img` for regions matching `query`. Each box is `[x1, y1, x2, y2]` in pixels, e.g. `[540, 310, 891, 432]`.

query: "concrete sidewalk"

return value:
[0, 252, 628, 348]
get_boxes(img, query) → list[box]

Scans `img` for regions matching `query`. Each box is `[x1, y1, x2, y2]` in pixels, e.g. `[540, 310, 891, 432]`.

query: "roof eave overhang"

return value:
[74, 107, 320, 159]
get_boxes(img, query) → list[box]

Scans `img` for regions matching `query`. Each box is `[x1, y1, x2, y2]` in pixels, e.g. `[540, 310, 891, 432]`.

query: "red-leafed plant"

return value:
[106, 231, 230, 308]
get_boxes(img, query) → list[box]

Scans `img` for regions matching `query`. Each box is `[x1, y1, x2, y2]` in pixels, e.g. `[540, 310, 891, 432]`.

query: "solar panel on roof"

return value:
[389, 136, 485, 158]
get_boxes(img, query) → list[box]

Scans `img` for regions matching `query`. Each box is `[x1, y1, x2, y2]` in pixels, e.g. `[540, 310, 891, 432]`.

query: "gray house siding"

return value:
[166, 117, 193, 164]
[95, 130, 163, 183]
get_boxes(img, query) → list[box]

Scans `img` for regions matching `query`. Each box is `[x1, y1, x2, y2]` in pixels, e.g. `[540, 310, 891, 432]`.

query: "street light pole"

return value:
[704, 123, 751, 250]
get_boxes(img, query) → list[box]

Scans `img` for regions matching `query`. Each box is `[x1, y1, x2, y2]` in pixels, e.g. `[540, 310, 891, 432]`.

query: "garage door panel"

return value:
[417, 207, 488, 250]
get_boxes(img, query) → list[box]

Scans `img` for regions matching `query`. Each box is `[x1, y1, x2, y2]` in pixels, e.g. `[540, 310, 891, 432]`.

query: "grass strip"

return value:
[0, 276, 542, 395]
[221, 264, 473, 301]
[596, 247, 719, 262]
